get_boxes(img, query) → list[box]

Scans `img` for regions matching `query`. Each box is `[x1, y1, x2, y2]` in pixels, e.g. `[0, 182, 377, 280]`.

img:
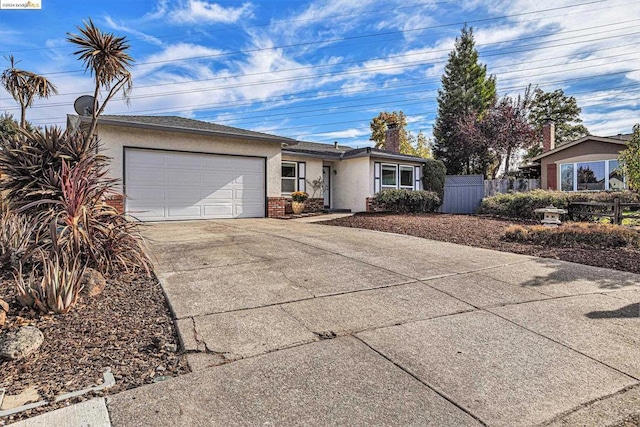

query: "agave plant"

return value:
[15, 249, 86, 314]
[0, 206, 38, 270]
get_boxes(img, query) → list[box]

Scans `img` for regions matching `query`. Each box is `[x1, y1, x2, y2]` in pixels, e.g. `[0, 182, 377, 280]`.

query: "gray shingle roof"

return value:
[95, 115, 297, 143]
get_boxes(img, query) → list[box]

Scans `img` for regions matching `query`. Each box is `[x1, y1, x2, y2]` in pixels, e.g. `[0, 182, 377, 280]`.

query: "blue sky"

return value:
[1, 0, 639, 147]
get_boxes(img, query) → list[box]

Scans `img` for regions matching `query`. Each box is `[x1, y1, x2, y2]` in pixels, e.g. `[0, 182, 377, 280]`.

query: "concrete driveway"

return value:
[107, 219, 640, 426]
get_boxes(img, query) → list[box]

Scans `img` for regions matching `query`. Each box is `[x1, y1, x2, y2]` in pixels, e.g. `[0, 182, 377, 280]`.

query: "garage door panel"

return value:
[128, 187, 165, 200]
[126, 169, 165, 186]
[127, 150, 166, 168]
[125, 149, 265, 221]
[166, 188, 202, 202]
[202, 188, 234, 201]
[236, 188, 263, 199]
[166, 171, 202, 186]
[203, 204, 234, 216]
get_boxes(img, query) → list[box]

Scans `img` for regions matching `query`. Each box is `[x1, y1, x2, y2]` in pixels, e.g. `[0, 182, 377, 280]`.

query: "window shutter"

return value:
[298, 162, 306, 192]
[374, 162, 381, 193]
[414, 166, 421, 190]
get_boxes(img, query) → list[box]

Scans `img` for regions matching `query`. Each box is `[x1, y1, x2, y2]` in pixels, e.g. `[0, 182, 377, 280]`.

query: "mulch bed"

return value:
[0, 272, 189, 425]
[321, 213, 640, 274]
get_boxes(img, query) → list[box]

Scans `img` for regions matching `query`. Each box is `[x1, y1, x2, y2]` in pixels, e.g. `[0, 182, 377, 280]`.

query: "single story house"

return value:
[529, 121, 629, 191]
[67, 115, 426, 221]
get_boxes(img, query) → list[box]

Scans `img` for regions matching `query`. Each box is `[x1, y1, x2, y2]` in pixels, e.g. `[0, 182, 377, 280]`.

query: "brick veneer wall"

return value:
[104, 195, 125, 214]
[267, 197, 286, 218]
[284, 197, 324, 214]
[366, 197, 387, 212]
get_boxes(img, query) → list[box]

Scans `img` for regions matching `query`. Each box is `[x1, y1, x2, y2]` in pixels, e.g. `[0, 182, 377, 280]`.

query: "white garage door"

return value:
[125, 148, 265, 221]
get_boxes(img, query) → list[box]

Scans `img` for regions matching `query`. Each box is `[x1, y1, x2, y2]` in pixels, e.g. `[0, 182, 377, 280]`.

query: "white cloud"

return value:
[170, 1, 254, 24]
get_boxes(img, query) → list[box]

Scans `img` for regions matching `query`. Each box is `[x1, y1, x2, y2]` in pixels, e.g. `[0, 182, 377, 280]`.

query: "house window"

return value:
[577, 162, 605, 191]
[381, 164, 398, 189]
[560, 164, 574, 191]
[376, 163, 419, 192]
[400, 166, 414, 189]
[558, 160, 624, 191]
[282, 162, 297, 193]
[609, 160, 625, 190]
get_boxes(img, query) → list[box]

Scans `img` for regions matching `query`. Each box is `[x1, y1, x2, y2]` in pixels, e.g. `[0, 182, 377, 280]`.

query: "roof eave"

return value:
[531, 136, 628, 161]
[73, 115, 297, 145]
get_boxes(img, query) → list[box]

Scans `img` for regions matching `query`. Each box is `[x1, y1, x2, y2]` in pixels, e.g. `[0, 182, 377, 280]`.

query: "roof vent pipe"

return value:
[334, 141, 338, 148]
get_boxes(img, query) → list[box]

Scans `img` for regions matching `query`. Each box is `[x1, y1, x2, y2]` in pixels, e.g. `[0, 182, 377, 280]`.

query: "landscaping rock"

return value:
[0, 326, 44, 361]
[81, 268, 107, 298]
[0, 298, 9, 313]
[0, 298, 9, 327]
[0, 386, 40, 410]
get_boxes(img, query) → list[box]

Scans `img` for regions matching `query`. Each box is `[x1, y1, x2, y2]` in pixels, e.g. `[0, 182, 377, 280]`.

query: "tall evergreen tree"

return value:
[433, 26, 496, 175]
[529, 88, 589, 145]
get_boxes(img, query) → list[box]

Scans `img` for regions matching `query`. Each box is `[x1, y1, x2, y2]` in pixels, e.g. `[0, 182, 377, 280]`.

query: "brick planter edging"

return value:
[284, 197, 324, 214]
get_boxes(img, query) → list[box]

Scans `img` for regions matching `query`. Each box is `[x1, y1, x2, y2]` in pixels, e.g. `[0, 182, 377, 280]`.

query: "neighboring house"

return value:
[67, 115, 426, 221]
[530, 121, 629, 191]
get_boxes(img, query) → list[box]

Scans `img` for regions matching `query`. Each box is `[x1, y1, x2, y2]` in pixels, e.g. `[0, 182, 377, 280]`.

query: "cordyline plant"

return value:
[1, 55, 58, 129]
[67, 18, 133, 138]
[0, 126, 151, 279]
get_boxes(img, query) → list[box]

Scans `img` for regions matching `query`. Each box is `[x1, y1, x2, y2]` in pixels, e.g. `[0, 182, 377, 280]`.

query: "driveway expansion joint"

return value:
[353, 335, 488, 427]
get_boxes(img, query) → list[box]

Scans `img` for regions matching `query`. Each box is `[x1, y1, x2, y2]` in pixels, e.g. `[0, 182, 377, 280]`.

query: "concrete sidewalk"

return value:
[16, 219, 640, 426]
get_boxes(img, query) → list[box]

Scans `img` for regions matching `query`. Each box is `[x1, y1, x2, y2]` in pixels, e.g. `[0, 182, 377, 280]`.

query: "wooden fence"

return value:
[569, 198, 640, 225]
[484, 178, 540, 197]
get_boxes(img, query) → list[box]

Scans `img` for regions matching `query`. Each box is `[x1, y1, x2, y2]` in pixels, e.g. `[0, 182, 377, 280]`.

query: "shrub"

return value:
[422, 158, 446, 206]
[374, 189, 440, 213]
[0, 127, 151, 279]
[479, 190, 640, 219]
[502, 223, 640, 249]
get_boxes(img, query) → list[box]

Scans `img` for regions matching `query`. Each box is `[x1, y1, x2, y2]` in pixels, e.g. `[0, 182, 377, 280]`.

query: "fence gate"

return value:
[440, 175, 484, 214]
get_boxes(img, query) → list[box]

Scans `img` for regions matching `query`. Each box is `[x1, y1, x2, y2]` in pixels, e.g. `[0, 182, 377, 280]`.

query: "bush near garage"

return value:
[502, 222, 640, 249]
[374, 189, 441, 213]
[0, 127, 151, 314]
[479, 190, 640, 220]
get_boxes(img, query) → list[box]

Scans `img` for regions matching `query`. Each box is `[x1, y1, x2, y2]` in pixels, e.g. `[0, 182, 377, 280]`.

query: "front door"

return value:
[322, 166, 331, 208]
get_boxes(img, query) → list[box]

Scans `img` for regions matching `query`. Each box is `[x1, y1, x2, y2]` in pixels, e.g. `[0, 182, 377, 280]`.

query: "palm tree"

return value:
[67, 18, 134, 137]
[1, 55, 58, 128]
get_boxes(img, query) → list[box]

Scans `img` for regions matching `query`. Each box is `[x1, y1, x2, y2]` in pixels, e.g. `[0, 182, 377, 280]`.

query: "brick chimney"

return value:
[542, 119, 555, 152]
[384, 123, 400, 153]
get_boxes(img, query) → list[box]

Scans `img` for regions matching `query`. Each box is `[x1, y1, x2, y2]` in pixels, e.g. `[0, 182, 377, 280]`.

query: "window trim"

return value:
[381, 164, 399, 190]
[557, 159, 625, 191]
[281, 161, 297, 194]
[376, 162, 421, 192]
[399, 165, 414, 189]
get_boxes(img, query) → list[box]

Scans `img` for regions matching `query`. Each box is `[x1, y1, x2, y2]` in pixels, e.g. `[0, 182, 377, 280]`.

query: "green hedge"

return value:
[422, 158, 446, 207]
[374, 189, 440, 213]
[479, 190, 640, 219]
[503, 223, 640, 249]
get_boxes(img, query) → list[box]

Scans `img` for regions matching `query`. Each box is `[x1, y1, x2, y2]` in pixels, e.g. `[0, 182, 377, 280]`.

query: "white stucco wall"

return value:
[333, 157, 370, 212]
[281, 155, 324, 198]
[97, 124, 283, 197]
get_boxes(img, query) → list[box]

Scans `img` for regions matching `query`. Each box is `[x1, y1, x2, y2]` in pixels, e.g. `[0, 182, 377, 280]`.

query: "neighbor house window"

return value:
[381, 164, 398, 189]
[281, 162, 297, 193]
[577, 162, 605, 191]
[560, 164, 574, 191]
[558, 160, 624, 191]
[609, 160, 625, 190]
